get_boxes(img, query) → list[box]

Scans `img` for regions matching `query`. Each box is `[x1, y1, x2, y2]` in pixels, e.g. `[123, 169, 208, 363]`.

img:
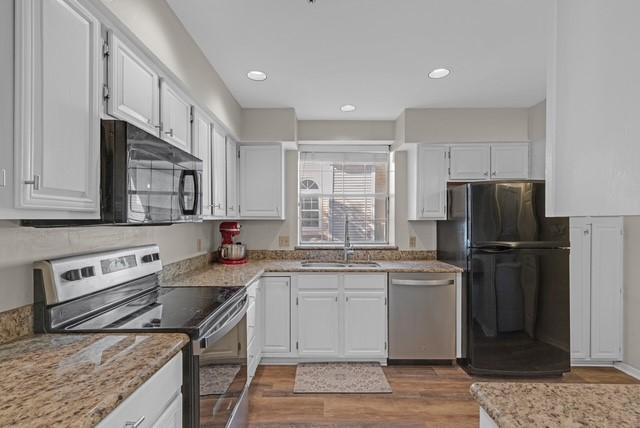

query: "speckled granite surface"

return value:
[159, 253, 210, 283]
[162, 259, 461, 288]
[0, 305, 33, 345]
[470, 382, 640, 427]
[0, 333, 188, 428]
[247, 249, 437, 261]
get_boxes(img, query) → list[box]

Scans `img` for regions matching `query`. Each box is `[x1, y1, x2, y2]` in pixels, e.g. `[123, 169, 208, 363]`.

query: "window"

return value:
[298, 149, 389, 245]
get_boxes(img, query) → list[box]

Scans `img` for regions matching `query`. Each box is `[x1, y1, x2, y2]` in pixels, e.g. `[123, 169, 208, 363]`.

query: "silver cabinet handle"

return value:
[483, 171, 489, 176]
[229, 205, 234, 210]
[391, 279, 454, 287]
[124, 416, 145, 428]
[24, 175, 40, 190]
[164, 128, 174, 137]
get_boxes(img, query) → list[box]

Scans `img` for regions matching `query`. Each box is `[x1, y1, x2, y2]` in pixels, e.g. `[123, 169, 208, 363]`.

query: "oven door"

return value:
[196, 296, 249, 428]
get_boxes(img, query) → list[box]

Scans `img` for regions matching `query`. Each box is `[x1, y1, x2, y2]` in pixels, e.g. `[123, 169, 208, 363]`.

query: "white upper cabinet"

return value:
[14, 0, 100, 215]
[407, 144, 447, 220]
[192, 108, 212, 216]
[107, 32, 160, 136]
[490, 143, 529, 179]
[449, 144, 491, 180]
[225, 137, 238, 217]
[211, 127, 227, 217]
[239, 145, 284, 218]
[547, 1, 640, 217]
[160, 80, 192, 152]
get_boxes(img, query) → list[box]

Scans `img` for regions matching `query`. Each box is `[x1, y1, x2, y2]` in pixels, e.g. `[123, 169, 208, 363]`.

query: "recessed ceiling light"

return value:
[247, 70, 267, 81]
[340, 104, 356, 112]
[428, 67, 451, 79]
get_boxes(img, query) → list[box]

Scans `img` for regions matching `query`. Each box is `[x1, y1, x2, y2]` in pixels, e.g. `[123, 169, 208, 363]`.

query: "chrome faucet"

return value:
[343, 216, 355, 263]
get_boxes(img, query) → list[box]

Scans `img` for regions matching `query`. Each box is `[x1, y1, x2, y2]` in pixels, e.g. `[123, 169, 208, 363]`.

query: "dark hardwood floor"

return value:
[248, 364, 638, 427]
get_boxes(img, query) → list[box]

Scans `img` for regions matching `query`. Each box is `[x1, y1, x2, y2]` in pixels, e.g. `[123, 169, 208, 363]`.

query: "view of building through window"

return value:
[298, 150, 389, 244]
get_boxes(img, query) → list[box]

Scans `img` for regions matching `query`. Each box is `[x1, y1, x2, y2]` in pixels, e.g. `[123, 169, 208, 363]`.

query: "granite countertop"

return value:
[470, 382, 640, 427]
[0, 333, 189, 428]
[162, 259, 462, 288]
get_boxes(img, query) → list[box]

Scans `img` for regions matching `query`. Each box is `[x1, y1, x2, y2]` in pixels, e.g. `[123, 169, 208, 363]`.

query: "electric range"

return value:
[33, 245, 249, 428]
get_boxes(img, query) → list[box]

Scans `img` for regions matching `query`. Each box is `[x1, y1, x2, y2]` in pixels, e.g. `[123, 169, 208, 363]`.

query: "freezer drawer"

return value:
[389, 273, 456, 360]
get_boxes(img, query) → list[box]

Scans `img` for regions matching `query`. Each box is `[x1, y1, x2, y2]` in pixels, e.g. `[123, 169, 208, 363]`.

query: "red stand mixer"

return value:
[219, 222, 248, 265]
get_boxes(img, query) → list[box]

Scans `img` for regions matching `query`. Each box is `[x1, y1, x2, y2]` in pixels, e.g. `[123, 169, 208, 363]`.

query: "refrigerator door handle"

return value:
[474, 245, 513, 253]
[473, 241, 570, 249]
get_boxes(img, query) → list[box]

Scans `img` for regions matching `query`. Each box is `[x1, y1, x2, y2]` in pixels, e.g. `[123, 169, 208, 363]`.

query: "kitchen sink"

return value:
[300, 261, 381, 268]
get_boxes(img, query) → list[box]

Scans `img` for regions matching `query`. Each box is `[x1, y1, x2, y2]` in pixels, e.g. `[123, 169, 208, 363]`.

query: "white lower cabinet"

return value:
[262, 277, 291, 354]
[344, 291, 387, 357]
[297, 290, 340, 356]
[570, 217, 623, 362]
[291, 273, 387, 361]
[247, 279, 263, 382]
[97, 352, 183, 428]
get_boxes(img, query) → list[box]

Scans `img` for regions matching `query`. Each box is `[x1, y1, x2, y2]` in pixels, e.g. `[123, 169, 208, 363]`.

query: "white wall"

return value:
[298, 120, 395, 142]
[624, 216, 640, 369]
[101, 0, 243, 138]
[547, 0, 640, 217]
[0, 221, 215, 312]
[403, 108, 530, 144]
[528, 100, 546, 180]
[230, 150, 436, 251]
[241, 109, 297, 143]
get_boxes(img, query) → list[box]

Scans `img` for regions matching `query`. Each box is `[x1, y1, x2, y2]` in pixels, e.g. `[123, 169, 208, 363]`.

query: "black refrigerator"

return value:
[437, 181, 570, 376]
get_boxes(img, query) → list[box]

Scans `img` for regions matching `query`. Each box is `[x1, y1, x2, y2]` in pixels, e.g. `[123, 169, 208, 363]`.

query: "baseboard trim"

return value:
[261, 357, 388, 366]
[614, 362, 640, 380]
[571, 360, 615, 367]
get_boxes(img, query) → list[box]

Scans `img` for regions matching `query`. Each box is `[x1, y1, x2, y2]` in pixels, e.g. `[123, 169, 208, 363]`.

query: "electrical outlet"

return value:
[196, 238, 203, 252]
[409, 236, 417, 248]
[279, 236, 290, 248]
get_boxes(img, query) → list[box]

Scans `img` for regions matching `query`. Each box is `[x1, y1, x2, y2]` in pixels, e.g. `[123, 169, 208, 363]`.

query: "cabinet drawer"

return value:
[97, 352, 183, 427]
[298, 274, 339, 290]
[343, 273, 387, 290]
[152, 393, 182, 428]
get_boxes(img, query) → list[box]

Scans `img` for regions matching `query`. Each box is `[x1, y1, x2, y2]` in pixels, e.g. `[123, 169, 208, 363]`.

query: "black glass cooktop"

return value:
[65, 286, 244, 337]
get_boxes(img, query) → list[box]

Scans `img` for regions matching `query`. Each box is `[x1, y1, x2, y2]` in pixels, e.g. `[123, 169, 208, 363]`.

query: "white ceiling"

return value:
[167, 0, 549, 120]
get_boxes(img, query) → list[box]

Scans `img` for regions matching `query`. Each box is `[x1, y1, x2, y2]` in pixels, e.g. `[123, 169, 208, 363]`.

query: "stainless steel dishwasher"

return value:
[389, 272, 456, 361]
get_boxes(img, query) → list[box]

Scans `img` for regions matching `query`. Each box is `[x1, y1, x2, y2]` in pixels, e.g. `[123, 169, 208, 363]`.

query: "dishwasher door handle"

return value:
[391, 279, 454, 287]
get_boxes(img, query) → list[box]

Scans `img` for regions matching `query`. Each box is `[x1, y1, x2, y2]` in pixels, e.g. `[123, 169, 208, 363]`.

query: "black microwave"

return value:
[24, 120, 202, 227]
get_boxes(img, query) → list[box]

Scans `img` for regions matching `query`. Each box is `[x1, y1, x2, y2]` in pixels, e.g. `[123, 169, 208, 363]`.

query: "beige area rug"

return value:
[200, 364, 241, 396]
[294, 362, 392, 394]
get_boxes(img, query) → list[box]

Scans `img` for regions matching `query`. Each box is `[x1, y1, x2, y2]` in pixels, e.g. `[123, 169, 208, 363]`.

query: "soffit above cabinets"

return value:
[167, 0, 549, 120]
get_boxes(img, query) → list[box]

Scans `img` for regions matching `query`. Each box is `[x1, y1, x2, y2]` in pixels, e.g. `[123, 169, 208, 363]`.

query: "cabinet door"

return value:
[192, 109, 212, 216]
[211, 127, 227, 217]
[449, 144, 491, 180]
[297, 291, 340, 357]
[160, 80, 192, 152]
[262, 277, 291, 354]
[239, 145, 283, 218]
[152, 393, 182, 428]
[569, 217, 592, 360]
[226, 137, 238, 217]
[14, 0, 100, 214]
[590, 217, 623, 360]
[418, 145, 448, 219]
[344, 291, 387, 357]
[490, 143, 529, 179]
[107, 32, 160, 136]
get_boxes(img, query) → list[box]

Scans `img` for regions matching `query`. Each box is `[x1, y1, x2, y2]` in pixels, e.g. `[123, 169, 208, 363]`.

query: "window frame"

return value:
[297, 147, 391, 247]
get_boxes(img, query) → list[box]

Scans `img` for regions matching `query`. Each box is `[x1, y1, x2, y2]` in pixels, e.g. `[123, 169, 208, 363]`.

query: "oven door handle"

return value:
[196, 296, 248, 353]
